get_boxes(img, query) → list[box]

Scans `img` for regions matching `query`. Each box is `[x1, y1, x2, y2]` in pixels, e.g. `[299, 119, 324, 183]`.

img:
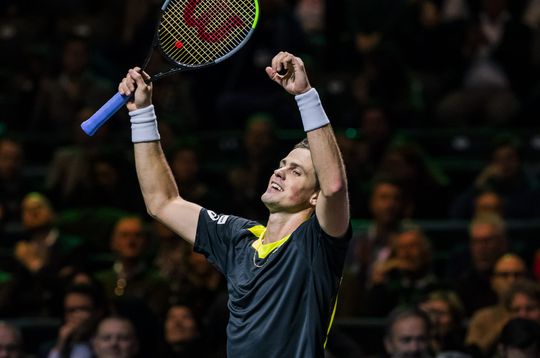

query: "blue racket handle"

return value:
[81, 92, 132, 136]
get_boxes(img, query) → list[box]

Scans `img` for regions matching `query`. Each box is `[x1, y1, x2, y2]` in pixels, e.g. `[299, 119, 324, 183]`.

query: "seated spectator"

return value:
[346, 177, 406, 281]
[449, 213, 508, 317]
[383, 306, 433, 358]
[504, 279, 540, 324]
[472, 190, 503, 218]
[0, 137, 32, 227]
[0, 321, 24, 358]
[450, 138, 539, 220]
[496, 318, 540, 358]
[159, 304, 207, 357]
[375, 142, 450, 219]
[10, 192, 84, 316]
[465, 253, 528, 356]
[44, 283, 108, 358]
[94, 215, 169, 318]
[436, 0, 533, 126]
[418, 290, 467, 354]
[91, 316, 139, 358]
[364, 226, 440, 316]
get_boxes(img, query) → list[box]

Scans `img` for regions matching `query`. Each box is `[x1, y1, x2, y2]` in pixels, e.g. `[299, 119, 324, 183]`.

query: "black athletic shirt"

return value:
[193, 208, 351, 357]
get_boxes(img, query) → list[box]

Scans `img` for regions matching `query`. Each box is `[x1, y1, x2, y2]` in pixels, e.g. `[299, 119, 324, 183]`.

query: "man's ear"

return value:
[309, 191, 319, 207]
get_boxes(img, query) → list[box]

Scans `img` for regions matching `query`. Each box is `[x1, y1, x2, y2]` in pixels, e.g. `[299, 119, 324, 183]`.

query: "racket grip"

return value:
[80, 92, 132, 136]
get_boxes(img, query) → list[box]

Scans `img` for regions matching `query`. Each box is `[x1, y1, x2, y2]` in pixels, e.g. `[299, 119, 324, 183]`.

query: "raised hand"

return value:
[265, 51, 312, 95]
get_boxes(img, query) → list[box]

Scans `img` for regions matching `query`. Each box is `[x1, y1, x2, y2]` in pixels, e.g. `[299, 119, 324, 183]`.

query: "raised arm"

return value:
[120, 68, 201, 244]
[265, 52, 350, 238]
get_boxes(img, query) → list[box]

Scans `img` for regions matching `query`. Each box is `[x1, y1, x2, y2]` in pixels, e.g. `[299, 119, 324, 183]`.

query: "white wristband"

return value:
[129, 105, 160, 143]
[295, 88, 330, 132]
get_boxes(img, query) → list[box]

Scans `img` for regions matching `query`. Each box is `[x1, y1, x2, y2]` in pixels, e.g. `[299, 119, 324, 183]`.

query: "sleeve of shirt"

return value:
[298, 215, 352, 274]
[193, 208, 252, 275]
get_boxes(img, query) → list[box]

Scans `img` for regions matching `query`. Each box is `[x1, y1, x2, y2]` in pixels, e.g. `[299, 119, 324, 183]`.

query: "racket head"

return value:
[157, 0, 259, 69]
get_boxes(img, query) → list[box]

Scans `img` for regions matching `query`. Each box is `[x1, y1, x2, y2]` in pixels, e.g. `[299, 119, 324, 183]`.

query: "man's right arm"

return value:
[122, 68, 201, 245]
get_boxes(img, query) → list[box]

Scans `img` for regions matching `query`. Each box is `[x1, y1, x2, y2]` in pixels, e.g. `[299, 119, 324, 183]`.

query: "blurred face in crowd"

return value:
[370, 183, 403, 226]
[470, 222, 506, 272]
[92, 318, 138, 358]
[491, 144, 520, 182]
[64, 292, 95, 327]
[165, 306, 199, 345]
[0, 324, 22, 358]
[419, 299, 453, 337]
[244, 117, 276, 159]
[21, 194, 54, 230]
[474, 192, 503, 217]
[491, 255, 527, 298]
[385, 315, 430, 358]
[509, 293, 540, 323]
[111, 218, 146, 260]
[394, 230, 430, 273]
[172, 148, 199, 184]
[360, 107, 390, 143]
[0, 140, 22, 180]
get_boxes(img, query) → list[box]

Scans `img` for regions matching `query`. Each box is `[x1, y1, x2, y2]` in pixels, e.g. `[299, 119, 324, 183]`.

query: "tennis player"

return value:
[119, 51, 351, 357]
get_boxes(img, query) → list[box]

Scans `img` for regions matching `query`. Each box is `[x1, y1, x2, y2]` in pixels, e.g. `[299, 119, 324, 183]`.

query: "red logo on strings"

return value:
[183, 0, 244, 42]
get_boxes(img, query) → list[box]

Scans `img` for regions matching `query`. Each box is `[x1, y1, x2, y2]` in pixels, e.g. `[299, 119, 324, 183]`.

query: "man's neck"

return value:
[264, 208, 313, 243]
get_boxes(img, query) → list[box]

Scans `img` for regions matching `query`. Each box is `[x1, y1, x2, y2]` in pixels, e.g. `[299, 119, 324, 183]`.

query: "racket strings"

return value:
[159, 0, 256, 66]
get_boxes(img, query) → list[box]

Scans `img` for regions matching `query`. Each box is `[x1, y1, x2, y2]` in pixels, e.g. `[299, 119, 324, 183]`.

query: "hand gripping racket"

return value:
[81, 0, 260, 136]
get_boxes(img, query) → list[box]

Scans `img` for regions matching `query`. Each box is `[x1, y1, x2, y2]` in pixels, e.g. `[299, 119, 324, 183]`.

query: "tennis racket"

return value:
[81, 0, 260, 136]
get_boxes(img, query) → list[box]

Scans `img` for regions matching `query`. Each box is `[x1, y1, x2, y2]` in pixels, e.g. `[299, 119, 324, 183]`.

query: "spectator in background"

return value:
[450, 213, 508, 317]
[418, 290, 467, 355]
[10, 192, 84, 316]
[451, 137, 539, 220]
[364, 226, 440, 316]
[504, 279, 540, 324]
[472, 190, 503, 218]
[169, 143, 222, 211]
[30, 35, 112, 135]
[338, 179, 405, 317]
[94, 215, 169, 319]
[436, 0, 533, 126]
[383, 306, 433, 358]
[376, 142, 450, 219]
[91, 316, 139, 358]
[227, 113, 284, 221]
[495, 318, 540, 358]
[44, 106, 112, 210]
[0, 322, 24, 358]
[465, 253, 528, 356]
[0, 138, 32, 226]
[44, 283, 107, 358]
[159, 304, 207, 358]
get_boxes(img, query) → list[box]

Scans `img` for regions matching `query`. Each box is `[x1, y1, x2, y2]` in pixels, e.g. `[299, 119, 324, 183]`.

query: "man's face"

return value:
[509, 293, 540, 323]
[394, 231, 428, 272]
[470, 223, 505, 272]
[370, 183, 403, 225]
[419, 299, 453, 337]
[385, 316, 430, 358]
[21, 195, 54, 230]
[64, 293, 95, 326]
[165, 306, 199, 344]
[0, 326, 21, 358]
[111, 218, 146, 260]
[490, 256, 526, 298]
[261, 148, 318, 213]
[92, 318, 138, 358]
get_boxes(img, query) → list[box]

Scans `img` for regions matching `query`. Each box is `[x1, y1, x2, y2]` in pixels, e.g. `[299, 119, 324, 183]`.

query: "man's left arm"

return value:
[266, 52, 349, 238]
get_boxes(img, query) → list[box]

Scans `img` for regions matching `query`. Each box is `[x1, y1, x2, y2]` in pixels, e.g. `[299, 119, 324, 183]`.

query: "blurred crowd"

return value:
[1, 0, 540, 357]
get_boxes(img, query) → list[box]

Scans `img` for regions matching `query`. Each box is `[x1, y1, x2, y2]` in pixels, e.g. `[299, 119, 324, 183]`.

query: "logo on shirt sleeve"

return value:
[207, 210, 229, 224]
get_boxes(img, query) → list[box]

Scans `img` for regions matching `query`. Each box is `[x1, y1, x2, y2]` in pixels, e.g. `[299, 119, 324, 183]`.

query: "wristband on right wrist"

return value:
[295, 88, 330, 132]
[129, 105, 160, 143]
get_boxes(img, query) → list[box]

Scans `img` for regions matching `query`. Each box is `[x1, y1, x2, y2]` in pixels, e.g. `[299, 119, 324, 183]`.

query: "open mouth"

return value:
[270, 182, 283, 192]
